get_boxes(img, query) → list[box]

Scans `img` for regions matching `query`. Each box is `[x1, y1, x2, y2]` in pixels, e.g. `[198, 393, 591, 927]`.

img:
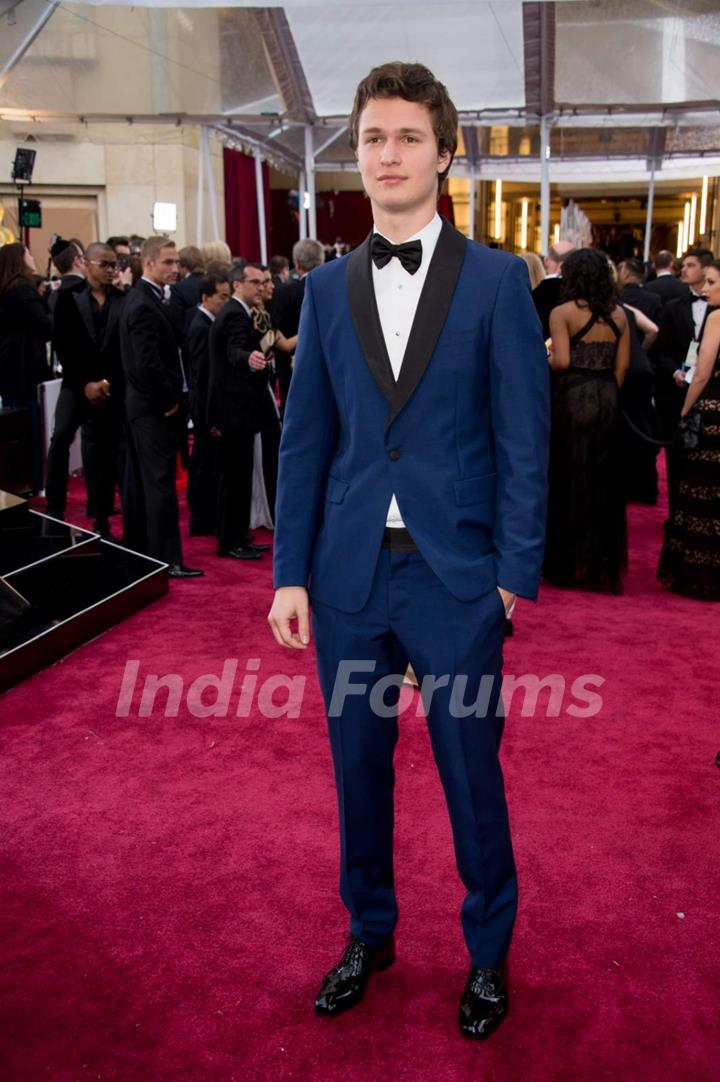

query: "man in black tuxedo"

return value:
[46, 238, 85, 318]
[46, 242, 125, 538]
[532, 240, 574, 338]
[272, 238, 325, 412]
[645, 250, 690, 307]
[182, 272, 230, 535]
[120, 236, 203, 578]
[618, 258, 662, 321]
[172, 245, 205, 328]
[207, 263, 278, 560]
[652, 247, 714, 514]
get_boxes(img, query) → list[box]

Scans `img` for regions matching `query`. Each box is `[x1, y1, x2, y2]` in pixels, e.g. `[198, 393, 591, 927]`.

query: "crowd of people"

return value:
[528, 242, 720, 602]
[0, 227, 718, 599]
[0, 233, 325, 578]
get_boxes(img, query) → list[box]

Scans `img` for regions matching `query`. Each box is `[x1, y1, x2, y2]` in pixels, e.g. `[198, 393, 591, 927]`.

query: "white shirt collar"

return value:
[656, 270, 673, 277]
[372, 212, 443, 270]
[141, 275, 162, 295]
[199, 304, 215, 322]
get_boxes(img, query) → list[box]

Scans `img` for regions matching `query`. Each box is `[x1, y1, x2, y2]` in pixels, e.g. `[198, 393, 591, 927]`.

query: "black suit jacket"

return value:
[272, 278, 306, 338]
[644, 274, 690, 307]
[619, 283, 662, 322]
[53, 283, 125, 392]
[182, 307, 213, 425]
[532, 277, 562, 339]
[47, 274, 85, 318]
[651, 294, 713, 436]
[207, 299, 276, 432]
[120, 279, 183, 420]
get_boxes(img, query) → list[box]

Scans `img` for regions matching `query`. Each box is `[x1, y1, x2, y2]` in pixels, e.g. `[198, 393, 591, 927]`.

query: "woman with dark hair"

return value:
[545, 247, 630, 593]
[658, 259, 720, 600]
[0, 243, 52, 491]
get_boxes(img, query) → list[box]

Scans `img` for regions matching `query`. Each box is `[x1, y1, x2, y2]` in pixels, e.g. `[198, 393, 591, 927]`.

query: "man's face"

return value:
[114, 244, 131, 258]
[145, 246, 179, 286]
[237, 268, 265, 308]
[279, 266, 290, 283]
[84, 249, 117, 290]
[681, 256, 705, 287]
[203, 282, 230, 316]
[261, 272, 274, 303]
[355, 97, 450, 216]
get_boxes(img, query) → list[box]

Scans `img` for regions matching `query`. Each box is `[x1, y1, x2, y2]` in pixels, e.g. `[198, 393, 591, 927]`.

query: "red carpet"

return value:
[1, 474, 718, 1080]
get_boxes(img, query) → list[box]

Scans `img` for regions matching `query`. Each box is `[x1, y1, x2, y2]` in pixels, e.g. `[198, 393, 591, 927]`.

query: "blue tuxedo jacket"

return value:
[273, 219, 550, 613]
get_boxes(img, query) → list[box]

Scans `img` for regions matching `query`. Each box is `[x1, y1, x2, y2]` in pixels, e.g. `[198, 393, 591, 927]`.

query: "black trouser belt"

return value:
[382, 527, 417, 551]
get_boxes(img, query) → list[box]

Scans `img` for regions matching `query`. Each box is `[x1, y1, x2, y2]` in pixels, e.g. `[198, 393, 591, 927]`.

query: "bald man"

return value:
[533, 241, 575, 339]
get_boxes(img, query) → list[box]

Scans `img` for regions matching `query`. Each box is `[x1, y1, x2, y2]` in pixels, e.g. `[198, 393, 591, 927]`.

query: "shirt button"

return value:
[389, 449, 400, 461]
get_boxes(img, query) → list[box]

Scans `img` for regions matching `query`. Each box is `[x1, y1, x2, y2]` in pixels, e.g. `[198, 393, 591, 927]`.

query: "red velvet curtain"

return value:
[223, 148, 271, 262]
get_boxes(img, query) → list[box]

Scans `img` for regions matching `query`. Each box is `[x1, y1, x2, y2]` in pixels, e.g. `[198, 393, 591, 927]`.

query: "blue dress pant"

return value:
[311, 547, 516, 969]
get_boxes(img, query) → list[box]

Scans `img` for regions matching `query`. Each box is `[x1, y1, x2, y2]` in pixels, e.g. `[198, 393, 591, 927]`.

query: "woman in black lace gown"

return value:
[544, 249, 630, 593]
[658, 260, 720, 600]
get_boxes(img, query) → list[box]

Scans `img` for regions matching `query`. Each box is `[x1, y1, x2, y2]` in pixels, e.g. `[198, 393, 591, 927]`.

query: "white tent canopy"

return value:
[1, 1, 719, 165]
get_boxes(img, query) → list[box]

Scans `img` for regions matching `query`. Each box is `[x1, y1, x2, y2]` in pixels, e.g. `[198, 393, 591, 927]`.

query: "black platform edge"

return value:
[0, 545, 169, 697]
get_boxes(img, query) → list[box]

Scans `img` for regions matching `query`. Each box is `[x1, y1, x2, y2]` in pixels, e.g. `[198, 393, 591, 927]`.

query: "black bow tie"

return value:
[371, 234, 423, 275]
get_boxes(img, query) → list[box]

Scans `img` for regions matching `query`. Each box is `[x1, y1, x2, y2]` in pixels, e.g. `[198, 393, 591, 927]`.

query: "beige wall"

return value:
[0, 128, 225, 253]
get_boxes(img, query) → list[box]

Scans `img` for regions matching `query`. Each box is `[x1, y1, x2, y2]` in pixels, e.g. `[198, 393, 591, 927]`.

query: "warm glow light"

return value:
[689, 194, 697, 246]
[700, 175, 709, 235]
[676, 220, 685, 258]
[152, 202, 177, 232]
[494, 179, 503, 240]
[553, 223, 560, 245]
[683, 201, 691, 251]
[520, 198, 529, 250]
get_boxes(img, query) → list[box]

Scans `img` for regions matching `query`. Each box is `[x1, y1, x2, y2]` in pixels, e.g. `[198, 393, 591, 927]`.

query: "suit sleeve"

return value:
[124, 300, 179, 413]
[651, 303, 684, 380]
[489, 257, 550, 600]
[51, 291, 82, 388]
[272, 274, 340, 589]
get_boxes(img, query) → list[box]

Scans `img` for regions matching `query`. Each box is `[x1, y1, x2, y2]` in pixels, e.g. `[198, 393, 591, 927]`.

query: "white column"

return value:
[643, 159, 656, 264]
[304, 124, 317, 239]
[298, 169, 307, 240]
[254, 149, 268, 265]
[203, 127, 220, 241]
[540, 115, 551, 254]
[196, 126, 206, 245]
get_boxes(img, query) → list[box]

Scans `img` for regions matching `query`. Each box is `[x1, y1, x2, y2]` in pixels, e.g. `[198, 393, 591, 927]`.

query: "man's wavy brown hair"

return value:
[349, 62, 458, 185]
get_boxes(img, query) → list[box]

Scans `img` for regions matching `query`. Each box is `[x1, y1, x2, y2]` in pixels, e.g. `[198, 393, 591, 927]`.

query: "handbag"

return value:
[676, 408, 704, 452]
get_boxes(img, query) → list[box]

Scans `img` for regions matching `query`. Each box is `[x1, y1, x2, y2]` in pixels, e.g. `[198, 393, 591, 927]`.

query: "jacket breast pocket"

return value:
[453, 472, 496, 507]
[326, 475, 349, 504]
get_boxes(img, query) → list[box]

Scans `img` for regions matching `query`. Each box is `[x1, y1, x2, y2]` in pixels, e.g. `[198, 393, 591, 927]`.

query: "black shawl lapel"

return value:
[73, 288, 97, 346]
[388, 219, 467, 428]
[347, 234, 396, 403]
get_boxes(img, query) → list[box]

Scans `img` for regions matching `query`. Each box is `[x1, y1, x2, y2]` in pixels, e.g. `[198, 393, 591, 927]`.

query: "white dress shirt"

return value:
[372, 213, 443, 527]
[198, 304, 215, 322]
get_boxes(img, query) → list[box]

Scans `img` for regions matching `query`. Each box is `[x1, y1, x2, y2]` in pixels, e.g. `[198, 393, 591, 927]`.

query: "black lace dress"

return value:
[544, 315, 627, 594]
[658, 351, 720, 600]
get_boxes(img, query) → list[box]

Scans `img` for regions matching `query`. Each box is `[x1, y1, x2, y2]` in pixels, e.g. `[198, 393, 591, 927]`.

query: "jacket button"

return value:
[389, 449, 400, 461]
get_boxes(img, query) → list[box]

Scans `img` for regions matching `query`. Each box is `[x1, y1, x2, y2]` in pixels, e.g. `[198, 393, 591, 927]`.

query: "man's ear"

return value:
[437, 147, 452, 174]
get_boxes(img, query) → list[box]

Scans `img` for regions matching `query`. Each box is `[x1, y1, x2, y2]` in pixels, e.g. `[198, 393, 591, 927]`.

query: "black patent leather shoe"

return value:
[167, 564, 204, 579]
[242, 535, 270, 553]
[218, 546, 263, 560]
[459, 966, 508, 1040]
[314, 935, 395, 1016]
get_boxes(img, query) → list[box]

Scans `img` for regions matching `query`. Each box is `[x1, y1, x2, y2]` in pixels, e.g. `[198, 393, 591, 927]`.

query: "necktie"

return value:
[371, 234, 423, 275]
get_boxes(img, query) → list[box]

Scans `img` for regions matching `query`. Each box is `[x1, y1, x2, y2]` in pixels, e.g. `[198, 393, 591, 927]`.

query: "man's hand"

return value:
[249, 350, 267, 371]
[84, 380, 110, 404]
[210, 426, 222, 438]
[498, 587, 517, 616]
[268, 587, 310, 649]
[164, 403, 179, 418]
[673, 369, 687, 387]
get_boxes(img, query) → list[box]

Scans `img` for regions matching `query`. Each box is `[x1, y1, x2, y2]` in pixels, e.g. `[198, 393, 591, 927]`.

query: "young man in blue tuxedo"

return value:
[269, 62, 549, 1039]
